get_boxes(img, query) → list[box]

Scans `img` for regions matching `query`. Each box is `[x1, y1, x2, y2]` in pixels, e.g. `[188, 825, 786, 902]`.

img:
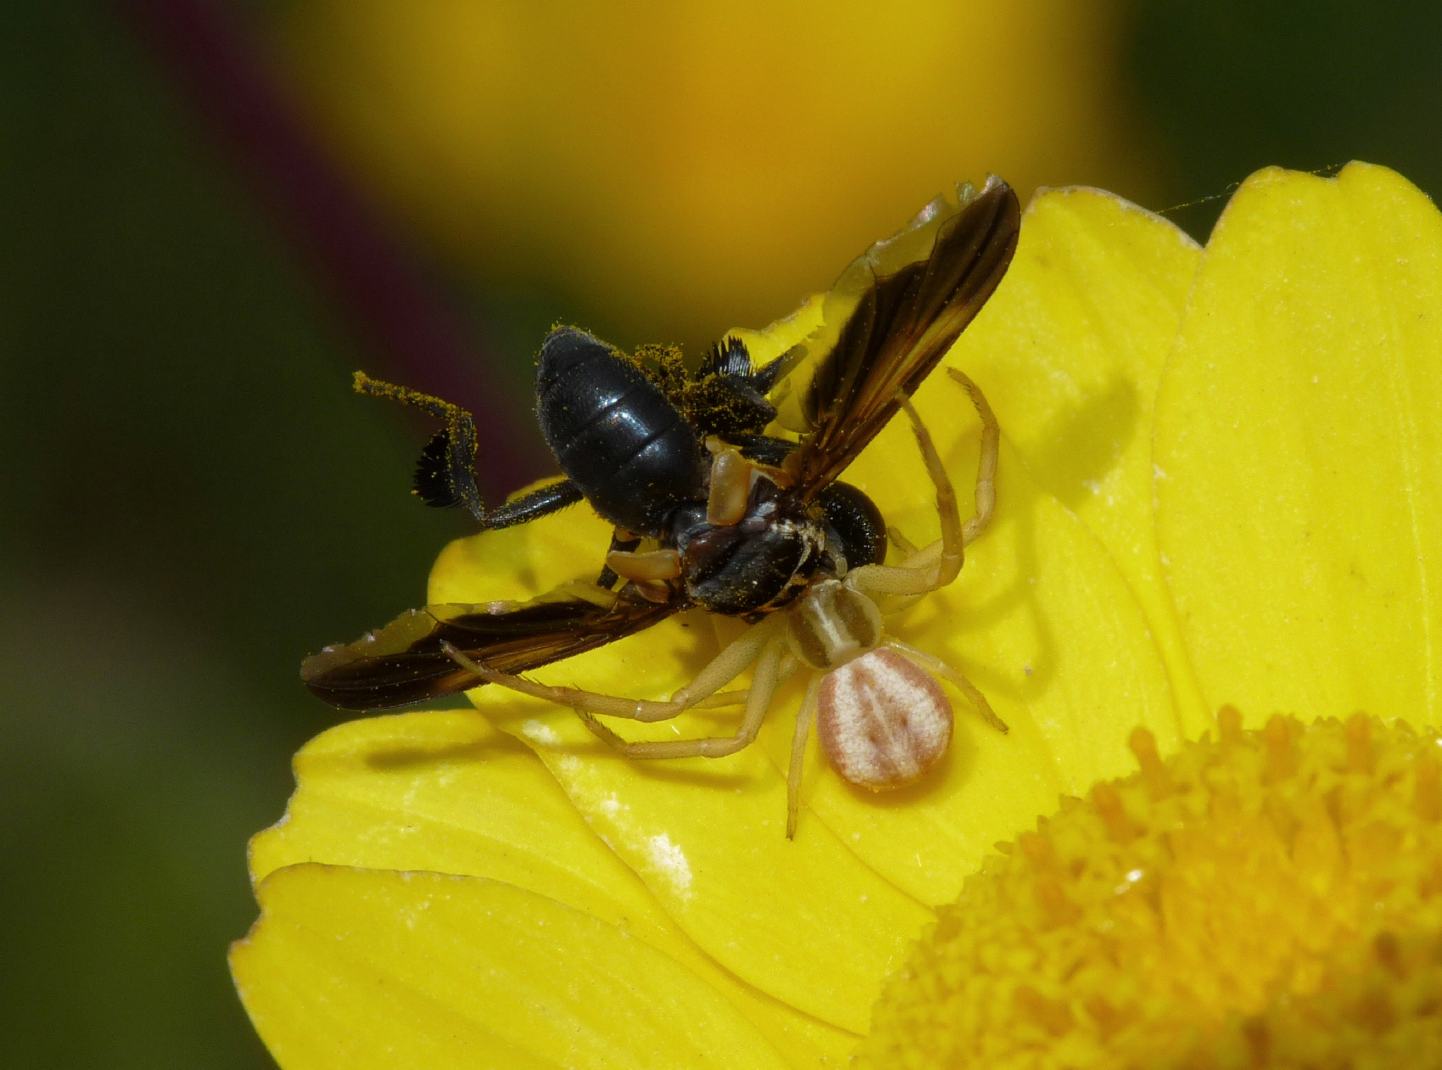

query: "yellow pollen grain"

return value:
[855, 710, 1442, 1069]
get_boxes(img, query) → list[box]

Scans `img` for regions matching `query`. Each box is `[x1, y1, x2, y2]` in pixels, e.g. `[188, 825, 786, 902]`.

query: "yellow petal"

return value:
[948, 185, 1209, 734]
[422, 409, 1173, 1012]
[248, 711, 855, 1065]
[251, 711, 651, 909]
[232, 864, 796, 1069]
[776, 187, 1192, 902]
[1155, 163, 1442, 726]
[769, 428, 1178, 907]
[433, 476, 939, 1030]
[418, 186, 1185, 1009]
[429, 412, 938, 1034]
[423, 653, 933, 1031]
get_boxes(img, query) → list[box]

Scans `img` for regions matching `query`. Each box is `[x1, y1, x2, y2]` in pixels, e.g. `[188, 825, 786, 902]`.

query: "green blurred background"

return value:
[4, 2, 1440, 1066]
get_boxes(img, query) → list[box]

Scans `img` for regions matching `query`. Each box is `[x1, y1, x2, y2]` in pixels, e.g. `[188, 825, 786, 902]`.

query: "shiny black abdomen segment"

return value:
[536, 327, 707, 533]
[817, 482, 887, 569]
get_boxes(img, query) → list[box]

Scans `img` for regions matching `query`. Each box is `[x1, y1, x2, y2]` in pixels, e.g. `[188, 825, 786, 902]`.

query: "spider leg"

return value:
[690, 688, 751, 710]
[848, 371, 999, 599]
[846, 393, 961, 598]
[947, 368, 999, 547]
[886, 638, 1008, 734]
[576, 637, 787, 759]
[682, 625, 802, 713]
[441, 614, 783, 723]
[786, 677, 823, 839]
[886, 525, 920, 558]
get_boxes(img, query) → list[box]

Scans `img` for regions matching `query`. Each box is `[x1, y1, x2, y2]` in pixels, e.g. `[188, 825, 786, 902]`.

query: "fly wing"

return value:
[782, 177, 1020, 497]
[301, 584, 684, 711]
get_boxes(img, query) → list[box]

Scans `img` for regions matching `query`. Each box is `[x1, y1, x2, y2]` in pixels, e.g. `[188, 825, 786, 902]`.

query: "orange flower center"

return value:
[857, 709, 1442, 1068]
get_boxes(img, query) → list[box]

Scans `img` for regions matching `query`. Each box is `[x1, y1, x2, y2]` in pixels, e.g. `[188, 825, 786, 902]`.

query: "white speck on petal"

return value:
[645, 833, 693, 899]
[520, 719, 560, 744]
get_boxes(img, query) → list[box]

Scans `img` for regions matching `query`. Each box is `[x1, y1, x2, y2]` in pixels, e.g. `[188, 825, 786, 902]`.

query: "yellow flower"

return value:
[232, 163, 1442, 1066]
[859, 712, 1442, 1067]
[271, 1, 1145, 338]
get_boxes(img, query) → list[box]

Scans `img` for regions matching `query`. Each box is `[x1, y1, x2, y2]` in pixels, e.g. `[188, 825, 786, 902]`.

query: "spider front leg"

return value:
[847, 370, 999, 601]
[947, 367, 999, 547]
[786, 678, 823, 838]
[441, 613, 785, 724]
[576, 637, 788, 760]
[846, 394, 962, 599]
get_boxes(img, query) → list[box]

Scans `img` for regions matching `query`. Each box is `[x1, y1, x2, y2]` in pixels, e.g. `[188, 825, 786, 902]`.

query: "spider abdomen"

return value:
[817, 647, 953, 790]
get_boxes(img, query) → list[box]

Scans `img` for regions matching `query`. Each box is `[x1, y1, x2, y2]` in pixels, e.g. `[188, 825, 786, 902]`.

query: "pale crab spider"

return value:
[445, 367, 1006, 837]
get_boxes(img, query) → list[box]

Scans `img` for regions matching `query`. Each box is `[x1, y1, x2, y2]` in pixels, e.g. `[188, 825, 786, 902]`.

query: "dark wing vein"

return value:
[788, 177, 1020, 497]
[301, 586, 683, 710]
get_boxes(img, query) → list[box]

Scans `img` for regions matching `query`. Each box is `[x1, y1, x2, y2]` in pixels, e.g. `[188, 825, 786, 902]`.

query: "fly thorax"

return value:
[671, 479, 831, 618]
[786, 579, 883, 670]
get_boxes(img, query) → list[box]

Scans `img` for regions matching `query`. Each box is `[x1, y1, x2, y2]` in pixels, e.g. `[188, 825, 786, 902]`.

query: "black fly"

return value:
[303, 177, 1021, 712]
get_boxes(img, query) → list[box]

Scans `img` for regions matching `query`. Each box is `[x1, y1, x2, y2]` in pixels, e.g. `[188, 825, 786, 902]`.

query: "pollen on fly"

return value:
[302, 177, 1021, 836]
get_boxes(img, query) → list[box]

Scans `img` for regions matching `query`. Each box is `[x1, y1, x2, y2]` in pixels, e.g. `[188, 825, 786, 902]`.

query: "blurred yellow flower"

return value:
[271, 1, 1146, 338]
[232, 163, 1442, 1066]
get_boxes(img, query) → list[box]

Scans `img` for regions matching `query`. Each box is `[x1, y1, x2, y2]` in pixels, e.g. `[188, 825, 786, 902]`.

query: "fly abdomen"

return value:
[536, 327, 707, 534]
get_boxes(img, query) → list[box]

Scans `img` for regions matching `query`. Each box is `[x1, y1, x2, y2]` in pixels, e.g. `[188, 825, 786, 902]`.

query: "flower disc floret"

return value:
[858, 710, 1442, 1069]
